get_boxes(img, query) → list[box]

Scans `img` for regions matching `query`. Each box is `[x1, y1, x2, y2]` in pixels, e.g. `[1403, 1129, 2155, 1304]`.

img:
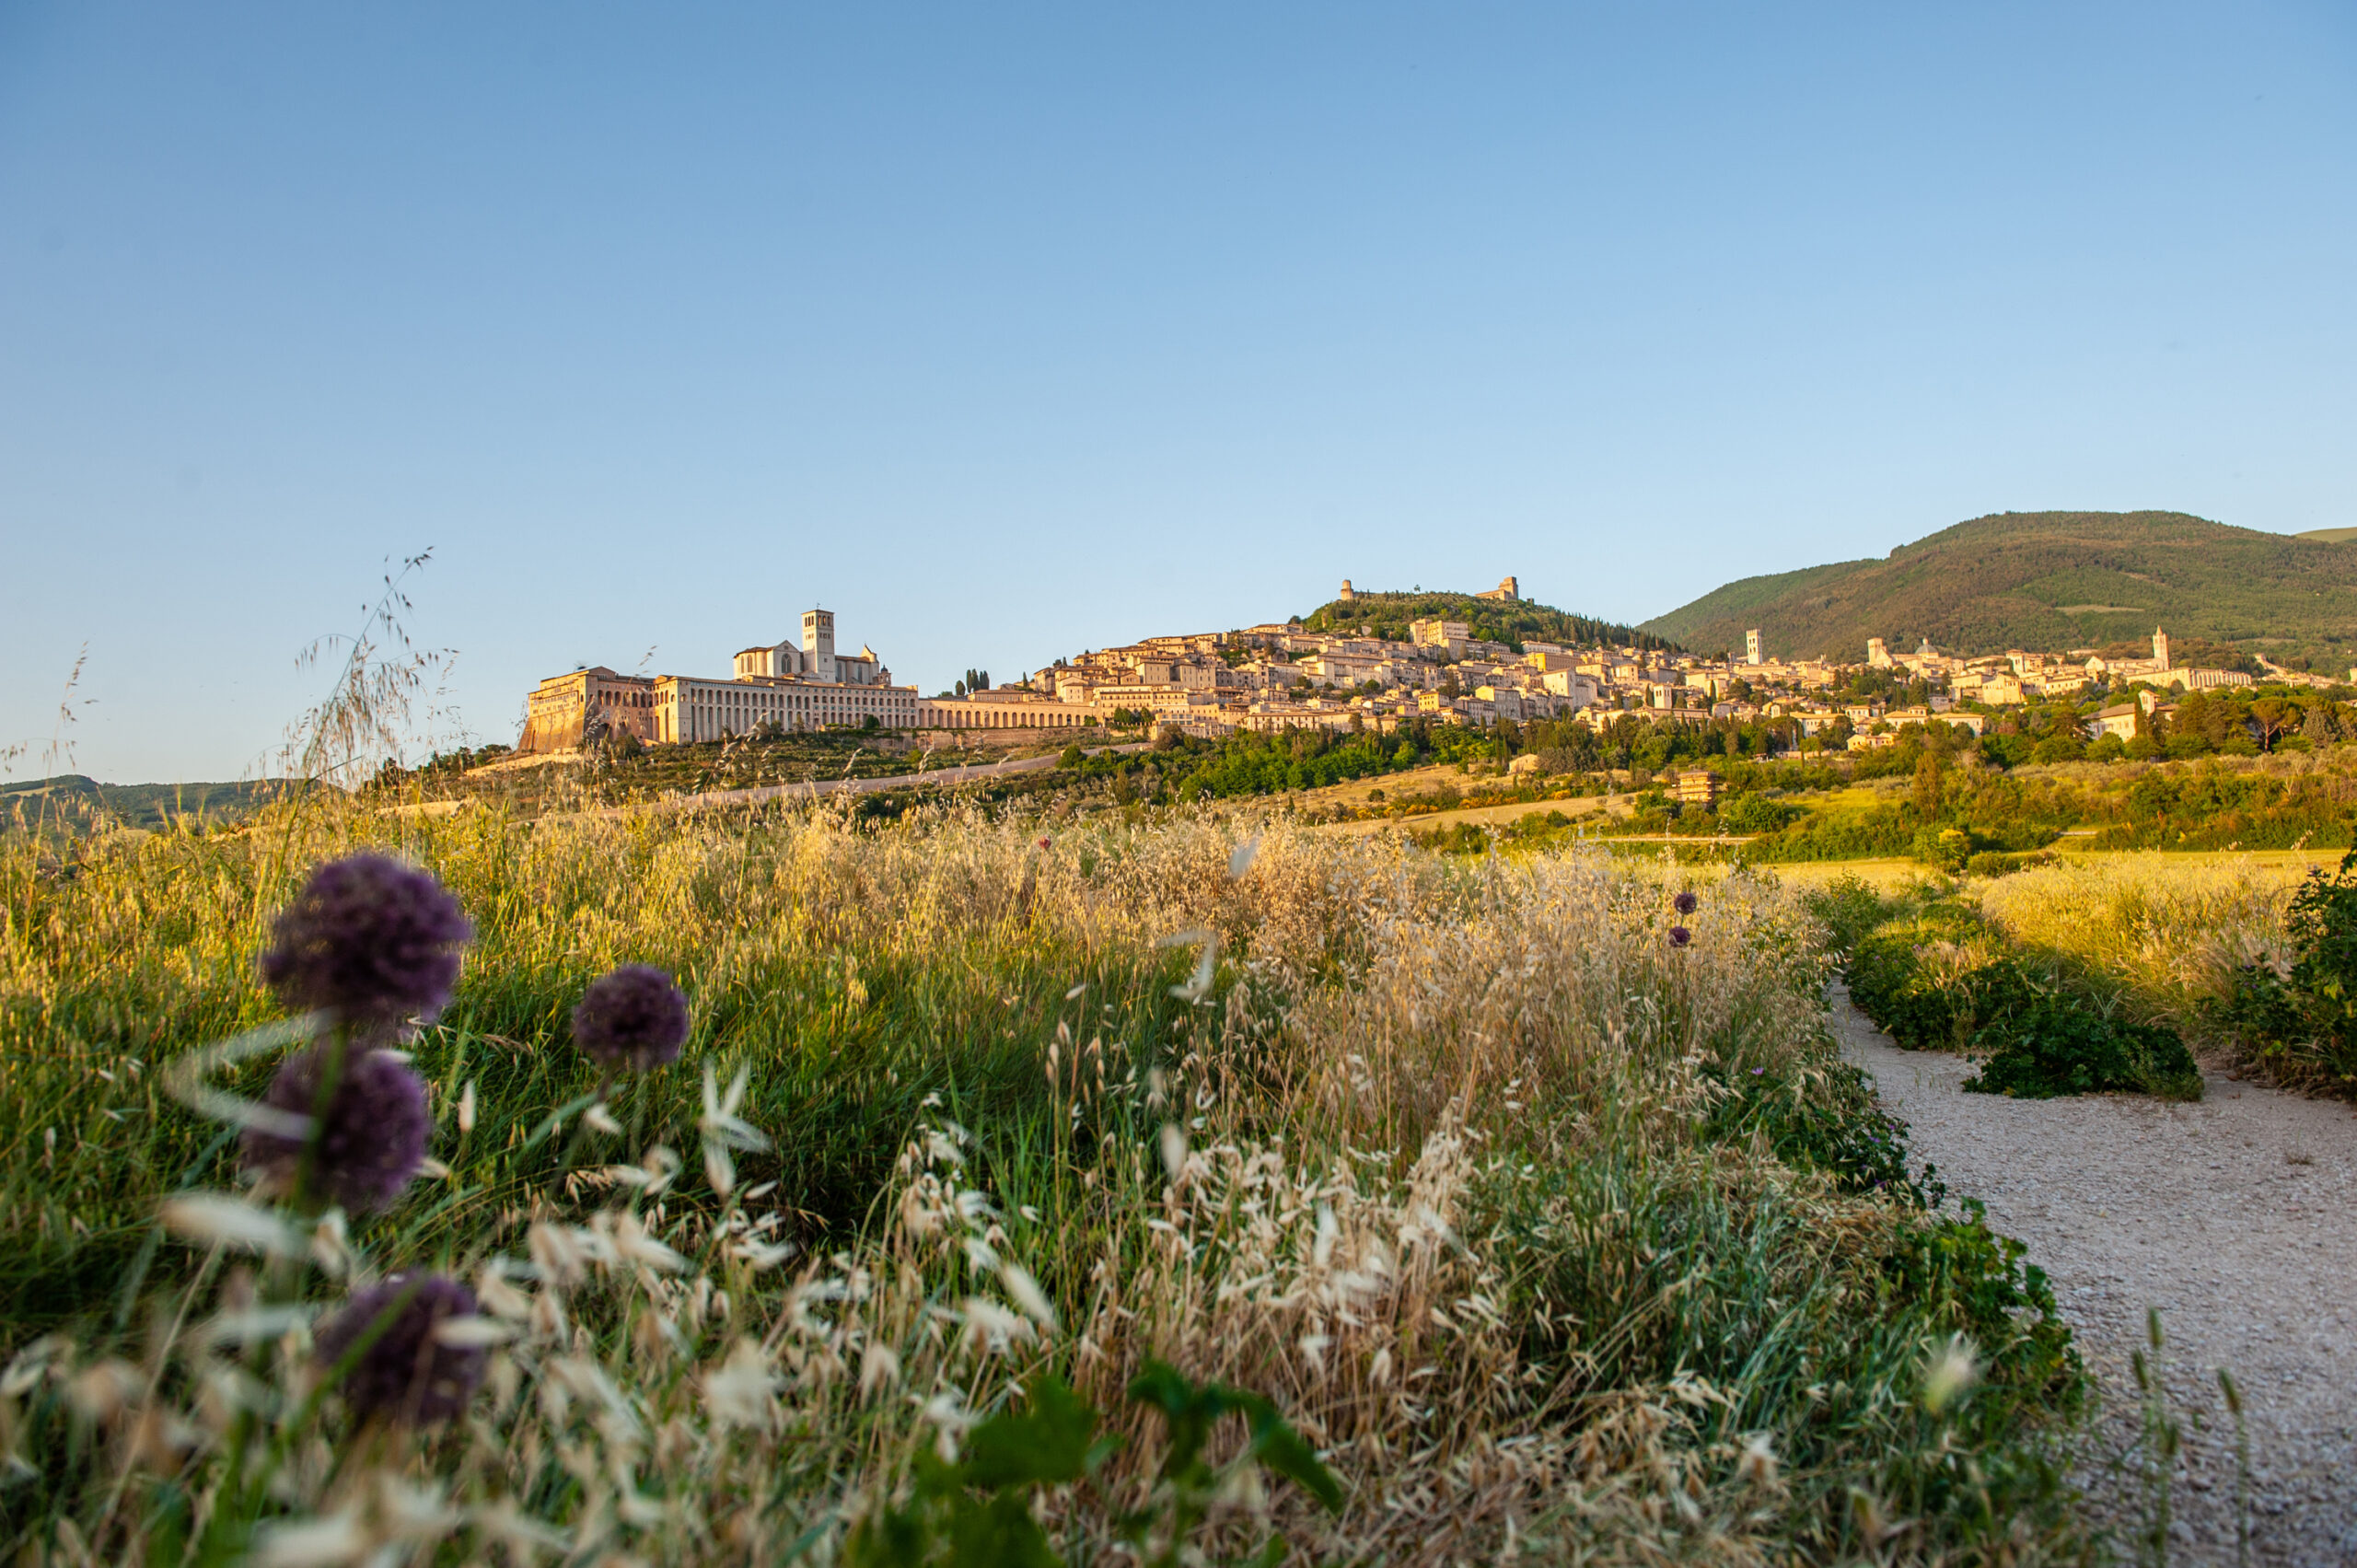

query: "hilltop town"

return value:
[515, 576, 2350, 760]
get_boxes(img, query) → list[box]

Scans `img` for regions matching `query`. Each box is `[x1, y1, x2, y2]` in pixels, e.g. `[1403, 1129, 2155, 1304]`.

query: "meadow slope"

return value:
[0, 797, 2085, 1565]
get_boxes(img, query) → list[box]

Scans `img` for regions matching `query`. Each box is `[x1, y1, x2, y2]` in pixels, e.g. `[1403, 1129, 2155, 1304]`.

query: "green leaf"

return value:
[959, 1376, 1102, 1492]
[1243, 1409, 1343, 1514]
[1128, 1360, 1219, 1476]
[844, 1505, 929, 1568]
[946, 1493, 1062, 1568]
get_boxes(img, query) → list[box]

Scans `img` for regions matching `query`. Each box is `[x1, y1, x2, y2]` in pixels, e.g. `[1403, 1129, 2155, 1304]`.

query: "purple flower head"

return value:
[1673, 890, 1699, 916]
[241, 1045, 430, 1213]
[261, 855, 471, 1028]
[314, 1273, 485, 1425]
[572, 964, 690, 1072]
[1669, 925, 1693, 948]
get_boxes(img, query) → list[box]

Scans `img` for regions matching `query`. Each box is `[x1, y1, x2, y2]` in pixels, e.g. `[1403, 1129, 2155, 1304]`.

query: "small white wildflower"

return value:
[639, 1144, 682, 1196]
[961, 1295, 1032, 1354]
[1160, 928, 1219, 1004]
[374, 1475, 460, 1541]
[730, 1237, 799, 1271]
[1, 1335, 67, 1399]
[250, 1507, 367, 1568]
[701, 1064, 770, 1152]
[609, 1212, 689, 1273]
[65, 1360, 143, 1423]
[920, 1390, 974, 1462]
[432, 1317, 517, 1349]
[859, 1342, 902, 1398]
[476, 1269, 533, 1322]
[701, 1339, 780, 1432]
[308, 1211, 353, 1279]
[1922, 1334, 1980, 1414]
[1001, 1264, 1058, 1331]
[528, 1222, 593, 1285]
[160, 1194, 304, 1258]
[469, 1497, 569, 1562]
[193, 1305, 315, 1350]
[1228, 835, 1260, 879]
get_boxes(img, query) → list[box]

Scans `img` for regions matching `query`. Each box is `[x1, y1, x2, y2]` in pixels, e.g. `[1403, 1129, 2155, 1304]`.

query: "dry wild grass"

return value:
[1970, 853, 2307, 1029]
[2, 798, 2082, 1565]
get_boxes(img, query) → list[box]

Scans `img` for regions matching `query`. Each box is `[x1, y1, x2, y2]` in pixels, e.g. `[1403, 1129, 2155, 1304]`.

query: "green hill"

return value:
[2297, 527, 2357, 545]
[2, 775, 291, 832]
[1302, 588, 1677, 653]
[1640, 510, 2357, 670]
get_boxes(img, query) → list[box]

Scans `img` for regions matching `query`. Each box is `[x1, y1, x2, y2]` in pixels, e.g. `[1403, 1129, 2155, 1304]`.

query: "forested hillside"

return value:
[1303, 588, 1677, 652]
[1642, 511, 2357, 669]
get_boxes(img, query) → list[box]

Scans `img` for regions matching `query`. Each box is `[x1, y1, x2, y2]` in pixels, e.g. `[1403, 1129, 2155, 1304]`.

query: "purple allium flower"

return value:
[242, 1045, 430, 1213]
[261, 855, 471, 1027]
[572, 964, 690, 1072]
[314, 1273, 485, 1425]
[1669, 925, 1692, 948]
[1673, 890, 1699, 916]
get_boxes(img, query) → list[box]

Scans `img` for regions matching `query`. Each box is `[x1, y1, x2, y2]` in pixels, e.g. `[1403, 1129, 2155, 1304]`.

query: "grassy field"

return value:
[1, 796, 2094, 1564]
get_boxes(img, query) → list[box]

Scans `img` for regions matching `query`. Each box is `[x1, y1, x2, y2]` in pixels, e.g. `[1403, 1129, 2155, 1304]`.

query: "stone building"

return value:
[1670, 769, 1722, 807]
[520, 606, 919, 750]
[655, 672, 917, 742]
[918, 691, 1102, 729]
[1410, 618, 1469, 658]
[520, 668, 658, 752]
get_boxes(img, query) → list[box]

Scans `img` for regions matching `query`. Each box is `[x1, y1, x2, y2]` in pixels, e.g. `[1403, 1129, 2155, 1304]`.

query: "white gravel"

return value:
[1830, 983, 2357, 1566]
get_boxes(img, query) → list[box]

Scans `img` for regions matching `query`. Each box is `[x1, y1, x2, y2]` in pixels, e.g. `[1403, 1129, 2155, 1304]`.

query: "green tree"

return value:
[1912, 750, 1946, 822]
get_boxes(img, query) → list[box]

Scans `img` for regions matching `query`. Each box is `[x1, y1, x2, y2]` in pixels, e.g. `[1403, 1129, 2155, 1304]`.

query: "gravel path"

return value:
[1829, 983, 2357, 1566]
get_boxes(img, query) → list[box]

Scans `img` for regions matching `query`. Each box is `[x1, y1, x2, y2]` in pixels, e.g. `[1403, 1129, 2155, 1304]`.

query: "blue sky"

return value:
[3, 3, 2352, 781]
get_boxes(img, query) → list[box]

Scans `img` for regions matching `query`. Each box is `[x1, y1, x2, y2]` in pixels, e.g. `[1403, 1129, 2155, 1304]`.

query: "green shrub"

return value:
[1705, 1053, 1918, 1197]
[1801, 873, 1887, 958]
[1847, 930, 2034, 1053]
[2209, 844, 2357, 1089]
[1963, 849, 2059, 878]
[1719, 793, 1803, 834]
[1966, 1002, 2202, 1099]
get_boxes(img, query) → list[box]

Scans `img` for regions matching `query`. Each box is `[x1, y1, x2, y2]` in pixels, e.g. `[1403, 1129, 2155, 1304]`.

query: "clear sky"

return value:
[4, 3, 2352, 782]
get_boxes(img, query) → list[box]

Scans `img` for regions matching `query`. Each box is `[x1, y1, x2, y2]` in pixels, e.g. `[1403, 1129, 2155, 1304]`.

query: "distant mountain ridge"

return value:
[1640, 511, 2357, 668]
[2, 775, 287, 830]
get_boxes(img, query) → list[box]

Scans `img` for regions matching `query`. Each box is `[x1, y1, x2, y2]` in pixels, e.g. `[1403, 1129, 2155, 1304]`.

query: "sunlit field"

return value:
[1972, 854, 2311, 1027]
[2, 796, 2087, 1564]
